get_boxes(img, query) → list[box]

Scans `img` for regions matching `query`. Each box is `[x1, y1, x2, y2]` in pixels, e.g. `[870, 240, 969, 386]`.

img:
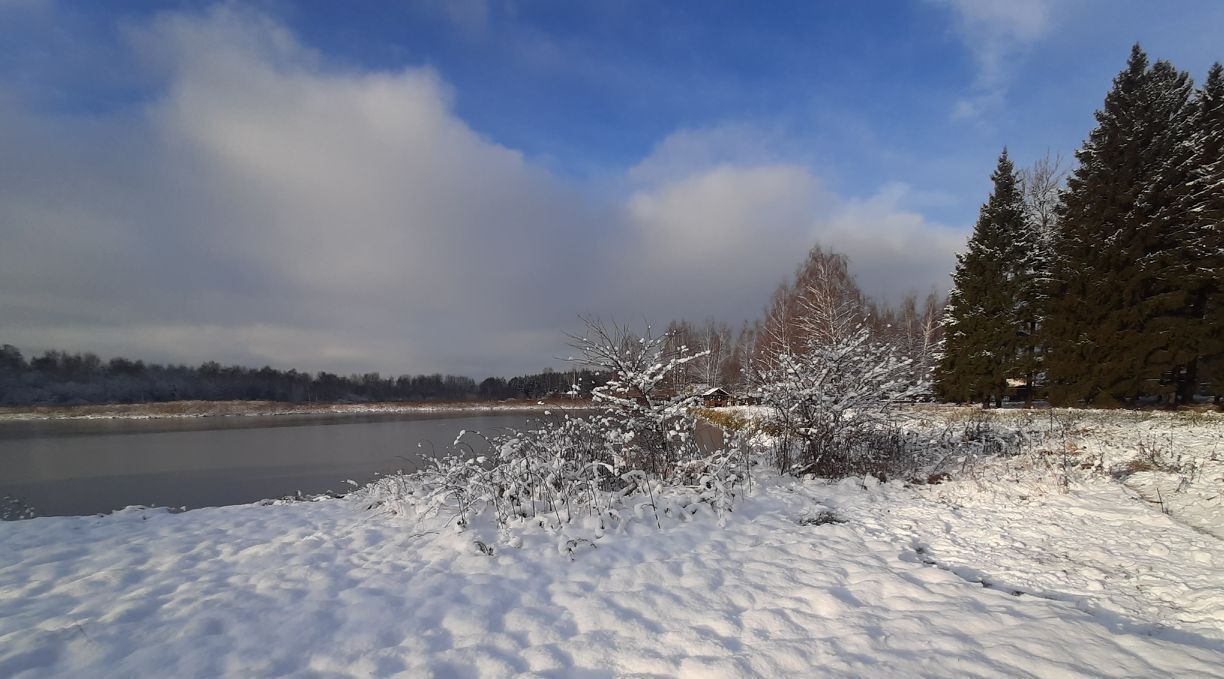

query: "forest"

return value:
[0, 345, 606, 406]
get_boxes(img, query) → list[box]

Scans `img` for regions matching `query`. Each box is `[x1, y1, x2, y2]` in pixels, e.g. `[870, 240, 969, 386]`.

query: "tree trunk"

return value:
[1025, 319, 1037, 409]
[1176, 358, 1198, 406]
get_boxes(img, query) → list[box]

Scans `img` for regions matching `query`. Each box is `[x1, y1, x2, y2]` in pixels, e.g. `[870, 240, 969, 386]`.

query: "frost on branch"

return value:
[749, 259, 929, 478]
[356, 316, 750, 541]
[565, 315, 712, 478]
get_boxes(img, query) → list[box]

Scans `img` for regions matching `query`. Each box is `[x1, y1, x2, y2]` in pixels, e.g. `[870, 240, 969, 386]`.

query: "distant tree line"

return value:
[0, 344, 607, 406]
[938, 45, 1222, 406]
[476, 368, 608, 401]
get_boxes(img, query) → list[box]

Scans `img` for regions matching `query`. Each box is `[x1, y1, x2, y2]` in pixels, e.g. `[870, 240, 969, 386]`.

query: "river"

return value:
[0, 411, 547, 518]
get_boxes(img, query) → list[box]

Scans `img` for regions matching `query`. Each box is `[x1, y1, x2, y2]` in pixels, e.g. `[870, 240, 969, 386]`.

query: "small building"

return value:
[1005, 378, 1032, 403]
[701, 387, 731, 407]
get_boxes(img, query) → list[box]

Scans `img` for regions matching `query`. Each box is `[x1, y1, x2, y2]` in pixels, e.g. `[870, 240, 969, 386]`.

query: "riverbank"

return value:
[3, 469, 1222, 677]
[0, 398, 591, 422]
[3, 407, 1222, 676]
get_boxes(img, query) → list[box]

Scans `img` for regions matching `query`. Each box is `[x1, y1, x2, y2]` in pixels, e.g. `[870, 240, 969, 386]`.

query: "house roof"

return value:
[702, 387, 730, 396]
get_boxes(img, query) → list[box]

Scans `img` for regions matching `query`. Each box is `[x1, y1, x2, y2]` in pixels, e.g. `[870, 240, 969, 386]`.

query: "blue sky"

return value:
[2, 1, 1222, 375]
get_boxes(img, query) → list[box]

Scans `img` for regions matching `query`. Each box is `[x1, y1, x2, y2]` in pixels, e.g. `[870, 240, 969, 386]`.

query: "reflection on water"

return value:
[0, 411, 548, 517]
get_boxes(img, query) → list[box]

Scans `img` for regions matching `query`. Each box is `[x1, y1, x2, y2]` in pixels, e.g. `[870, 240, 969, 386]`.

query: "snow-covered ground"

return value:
[1062, 409, 1222, 539]
[1, 408, 1222, 678]
[923, 407, 1223, 540]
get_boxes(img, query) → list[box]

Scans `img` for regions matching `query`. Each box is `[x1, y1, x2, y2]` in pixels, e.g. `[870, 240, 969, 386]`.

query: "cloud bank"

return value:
[0, 5, 962, 376]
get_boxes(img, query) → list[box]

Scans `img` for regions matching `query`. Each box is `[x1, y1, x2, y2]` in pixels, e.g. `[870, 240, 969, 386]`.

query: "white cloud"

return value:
[933, 0, 1051, 119]
[0, 5, 963, 376]
[624, 165, 959, 310]
[2, 5, 595, 375]
[405, 0, 494, 39]
[816, 184, 965, 304]
[619, 164, 827, 321]
[627, 123, 793, 186]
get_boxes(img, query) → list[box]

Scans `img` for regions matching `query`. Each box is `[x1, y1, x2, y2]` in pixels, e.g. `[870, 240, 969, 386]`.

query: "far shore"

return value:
[0, 398, 594, 422]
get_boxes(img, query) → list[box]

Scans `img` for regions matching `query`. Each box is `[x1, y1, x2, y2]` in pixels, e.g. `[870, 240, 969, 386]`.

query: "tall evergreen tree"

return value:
[936, 149, 1026, 406]
[1045, 45, 1196, 405]
[1179, 63, 1224, 401]
[1115, 59, 1197, 403]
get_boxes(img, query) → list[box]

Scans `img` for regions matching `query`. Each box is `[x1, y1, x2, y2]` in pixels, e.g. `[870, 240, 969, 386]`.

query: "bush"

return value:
[357, 318, 753, 537]
[749, 326, 928, 477]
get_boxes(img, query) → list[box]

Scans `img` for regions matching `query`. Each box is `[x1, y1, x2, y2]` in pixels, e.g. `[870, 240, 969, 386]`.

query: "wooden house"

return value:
[701, 387, 731, 407]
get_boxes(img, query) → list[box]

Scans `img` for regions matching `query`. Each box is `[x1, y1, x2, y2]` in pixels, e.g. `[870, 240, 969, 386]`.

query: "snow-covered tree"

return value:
[1172, 62, 1224, 403]
[936, 148, 1027, 406]
[748, 252, 927, 476]
[749, 325, 924, 477]
[873, 291, 945, 390]
[754, 246, 871, 363]
[1014, 153, 1065, 405]
[1045, 45, 1198, 405]
[663, 318, 738, 392]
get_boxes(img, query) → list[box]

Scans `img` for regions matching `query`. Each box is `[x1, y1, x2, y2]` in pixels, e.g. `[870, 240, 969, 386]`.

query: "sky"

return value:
[2, 0, 1222, 378]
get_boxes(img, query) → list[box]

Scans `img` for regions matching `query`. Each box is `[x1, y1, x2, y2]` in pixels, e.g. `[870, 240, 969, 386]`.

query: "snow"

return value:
[2, 486, 1221, 674]
[2, 408, 1222, 677]
[918, 407, 1223, 540]
[1074, 411, 1223, 539]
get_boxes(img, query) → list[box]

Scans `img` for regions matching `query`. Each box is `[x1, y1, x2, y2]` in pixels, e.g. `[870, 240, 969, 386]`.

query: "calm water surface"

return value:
[0, 411, 547, 517]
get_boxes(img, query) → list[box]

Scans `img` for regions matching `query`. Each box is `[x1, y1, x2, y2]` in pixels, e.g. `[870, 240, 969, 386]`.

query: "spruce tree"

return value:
[1047, 46, 1148, 405]
[937, 149, 1026, 406]
[1180, 64, 1224, 402]
[1109, 58, 1196, 402]
[1045, 45, 1197, 405]
[1133, 59, 1218, 405]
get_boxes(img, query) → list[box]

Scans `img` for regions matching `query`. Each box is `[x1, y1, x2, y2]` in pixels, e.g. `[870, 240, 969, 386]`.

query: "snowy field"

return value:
[1, 408, 1222, 678]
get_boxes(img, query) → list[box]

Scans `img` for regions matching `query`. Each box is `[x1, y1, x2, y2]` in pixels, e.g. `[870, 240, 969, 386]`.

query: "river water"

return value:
[0, 411, 544, 518]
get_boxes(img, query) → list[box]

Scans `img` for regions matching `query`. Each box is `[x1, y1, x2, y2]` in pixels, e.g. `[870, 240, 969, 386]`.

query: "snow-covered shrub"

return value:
[916, 408, 1128, 498]
[0, 495, 36, 521]
[665, 433, 752, 520]
[1123, 430, 1188, 475]
[481, 414, 620, 526]
[749, 325, 927, 478]
[357, 408, 750, 536]
[947, 409, 1037, 458]
[355, 317, 756, 542]
[797, 507, 843, 526]
[566, 315, 711, 477]
[746, 253, 933, 478]
[413, 449, 496, 529]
